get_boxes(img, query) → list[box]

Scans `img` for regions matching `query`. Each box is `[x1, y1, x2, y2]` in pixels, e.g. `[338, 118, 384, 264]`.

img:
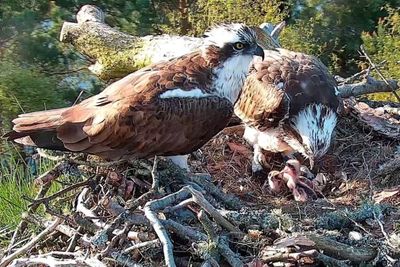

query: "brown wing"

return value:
[57, 94, 233, 160]
[277, 49, 339, 115]
[7, 51, 232, 160]
[235, 49, 339, 130]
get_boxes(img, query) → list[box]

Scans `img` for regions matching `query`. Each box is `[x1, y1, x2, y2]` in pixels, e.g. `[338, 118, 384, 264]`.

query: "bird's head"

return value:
[201, 23, 275, 103]
[202, 23, 270, 65]
[286, 104, 338, 168]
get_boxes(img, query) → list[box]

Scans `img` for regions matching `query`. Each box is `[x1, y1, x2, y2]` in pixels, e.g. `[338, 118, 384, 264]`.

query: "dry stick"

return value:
[0, 218, 63, 267]
[360, 44, 400, 102]
[123, 239, 160, 254]
[28, 179, 92, 208]
[66, 226, 82, 252]
[218, 236, 244, 267]
[338, 60, 386, 84]
[143, 188, 191, 267]
[163, 219, 207, 242]
[37, 148, 126, 167]
[306, 233, 377, 263]
[188, 187, 241, 234]
[6, 182, 52, 255]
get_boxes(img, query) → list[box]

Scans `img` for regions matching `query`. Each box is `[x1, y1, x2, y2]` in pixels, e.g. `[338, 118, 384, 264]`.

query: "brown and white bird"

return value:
[5, 24, 270, 170]
[235, 26, 339, 197]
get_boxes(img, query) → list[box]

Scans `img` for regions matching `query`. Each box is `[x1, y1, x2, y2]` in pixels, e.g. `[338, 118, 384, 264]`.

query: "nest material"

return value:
[1, 101, 400, 267]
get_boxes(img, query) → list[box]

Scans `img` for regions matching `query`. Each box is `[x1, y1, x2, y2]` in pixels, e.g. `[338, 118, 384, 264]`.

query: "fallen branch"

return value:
[60, 5, 201, 80]
[306, 233, 377, 263]
[1, 218, 63, 267]
[338, 77, 399, 98]
[360, 45, 400, 102]
[8, 252, 106, 267]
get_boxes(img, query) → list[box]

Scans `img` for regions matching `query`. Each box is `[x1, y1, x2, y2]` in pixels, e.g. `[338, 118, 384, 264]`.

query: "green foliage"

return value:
[281, 0, 400, 75]
[0, 60, 66, 128]
[189, 0, 286, 35]
[0, 145, 61, 228]
[362, 7, 400, 101]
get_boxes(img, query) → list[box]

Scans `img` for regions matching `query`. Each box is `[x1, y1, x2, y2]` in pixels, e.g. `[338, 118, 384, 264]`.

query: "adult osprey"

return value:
[234, 27, 339, 198]
[6, 24, 270, 170]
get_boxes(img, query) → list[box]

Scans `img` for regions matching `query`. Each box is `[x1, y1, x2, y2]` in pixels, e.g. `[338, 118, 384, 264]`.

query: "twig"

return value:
[187, 187, 241, 234]
[306, 233, 377, 263]
[163, 219, 207, 242]
[337, 60, 386, 85]
[66, 226, 82, 252]
[198, 210, 218, 241]
[28, 179, 92, 208]
[217, 236, 244, 267]
[6, 182, 52, 255]
[151, 156, 160, 190]
[34, 162, 66, 185]
[0, 218, 63, 267]
[360, 45, 400, 102]
[9, 252, 106, 267]
[123, 239, 160, 253]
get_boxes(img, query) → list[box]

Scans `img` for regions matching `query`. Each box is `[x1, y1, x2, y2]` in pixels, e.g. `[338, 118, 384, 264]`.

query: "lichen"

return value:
[316, 201, 390, 230]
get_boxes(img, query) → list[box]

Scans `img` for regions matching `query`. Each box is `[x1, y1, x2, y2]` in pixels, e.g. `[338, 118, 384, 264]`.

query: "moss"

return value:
[73, 26, 152, 80]
[316, 201, 390, 230]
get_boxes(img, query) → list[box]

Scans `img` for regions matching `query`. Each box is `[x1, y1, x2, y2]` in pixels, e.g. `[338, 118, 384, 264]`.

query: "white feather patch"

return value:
[203, 23, 246, 48]
[213, 54, 253, 103]
[159, 88, 211, 99]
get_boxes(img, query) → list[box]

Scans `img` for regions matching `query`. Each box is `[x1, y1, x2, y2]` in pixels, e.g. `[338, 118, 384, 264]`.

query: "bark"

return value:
[338, 77, 399, 98]
[60, 6, 201, 80]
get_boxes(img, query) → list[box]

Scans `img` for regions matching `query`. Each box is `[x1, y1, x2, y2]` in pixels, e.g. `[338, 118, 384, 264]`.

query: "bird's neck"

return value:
[211, 54, 253, 104]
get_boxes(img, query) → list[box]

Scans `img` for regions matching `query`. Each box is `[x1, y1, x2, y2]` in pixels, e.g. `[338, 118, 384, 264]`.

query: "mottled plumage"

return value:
[235, 48, 339, 169]
[6, 24, 271, 165]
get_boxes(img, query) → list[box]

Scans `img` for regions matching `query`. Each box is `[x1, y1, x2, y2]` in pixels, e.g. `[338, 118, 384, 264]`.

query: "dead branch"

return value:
[338, 77, 399, 98]
[360, 45, 400, 101]
[34, 162, 67, 185]
[217, 236, 244, 267]
[123, 239, 160, 254]
[60, 5, 201, 80]
[1, 218, 63, 267]
[8, 252, 106, 267]
[28, 178, 92, 207]
[306, 233, 377, 263]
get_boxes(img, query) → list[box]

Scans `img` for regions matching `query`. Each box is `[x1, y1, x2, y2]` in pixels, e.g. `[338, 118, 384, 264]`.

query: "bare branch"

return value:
[1, 218, 63, 267]
[338, 77, 399, 98]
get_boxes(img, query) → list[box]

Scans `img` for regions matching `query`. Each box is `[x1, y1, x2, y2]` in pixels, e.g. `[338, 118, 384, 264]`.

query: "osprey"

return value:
[234, 27, 339, 197]
[6, 24, 270, 170]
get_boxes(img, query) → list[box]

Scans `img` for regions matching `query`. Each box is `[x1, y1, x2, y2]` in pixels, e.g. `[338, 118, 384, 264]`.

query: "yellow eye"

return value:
[233, 42, 244, 50]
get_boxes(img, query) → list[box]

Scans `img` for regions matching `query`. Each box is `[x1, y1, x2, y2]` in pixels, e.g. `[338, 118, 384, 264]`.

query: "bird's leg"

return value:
[165, 155, 190, 172]
[252, 144, 266, 174]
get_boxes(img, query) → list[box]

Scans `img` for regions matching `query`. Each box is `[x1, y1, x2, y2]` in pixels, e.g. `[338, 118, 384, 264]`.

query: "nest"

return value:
[1, 99, 399, 267]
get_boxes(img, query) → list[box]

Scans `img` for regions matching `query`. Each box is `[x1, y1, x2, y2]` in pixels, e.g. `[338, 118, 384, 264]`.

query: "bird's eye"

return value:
[233, 42, 245, 50]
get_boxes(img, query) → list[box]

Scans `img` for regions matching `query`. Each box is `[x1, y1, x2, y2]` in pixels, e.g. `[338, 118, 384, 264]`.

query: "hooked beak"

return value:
[254, 45, 265, 60]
